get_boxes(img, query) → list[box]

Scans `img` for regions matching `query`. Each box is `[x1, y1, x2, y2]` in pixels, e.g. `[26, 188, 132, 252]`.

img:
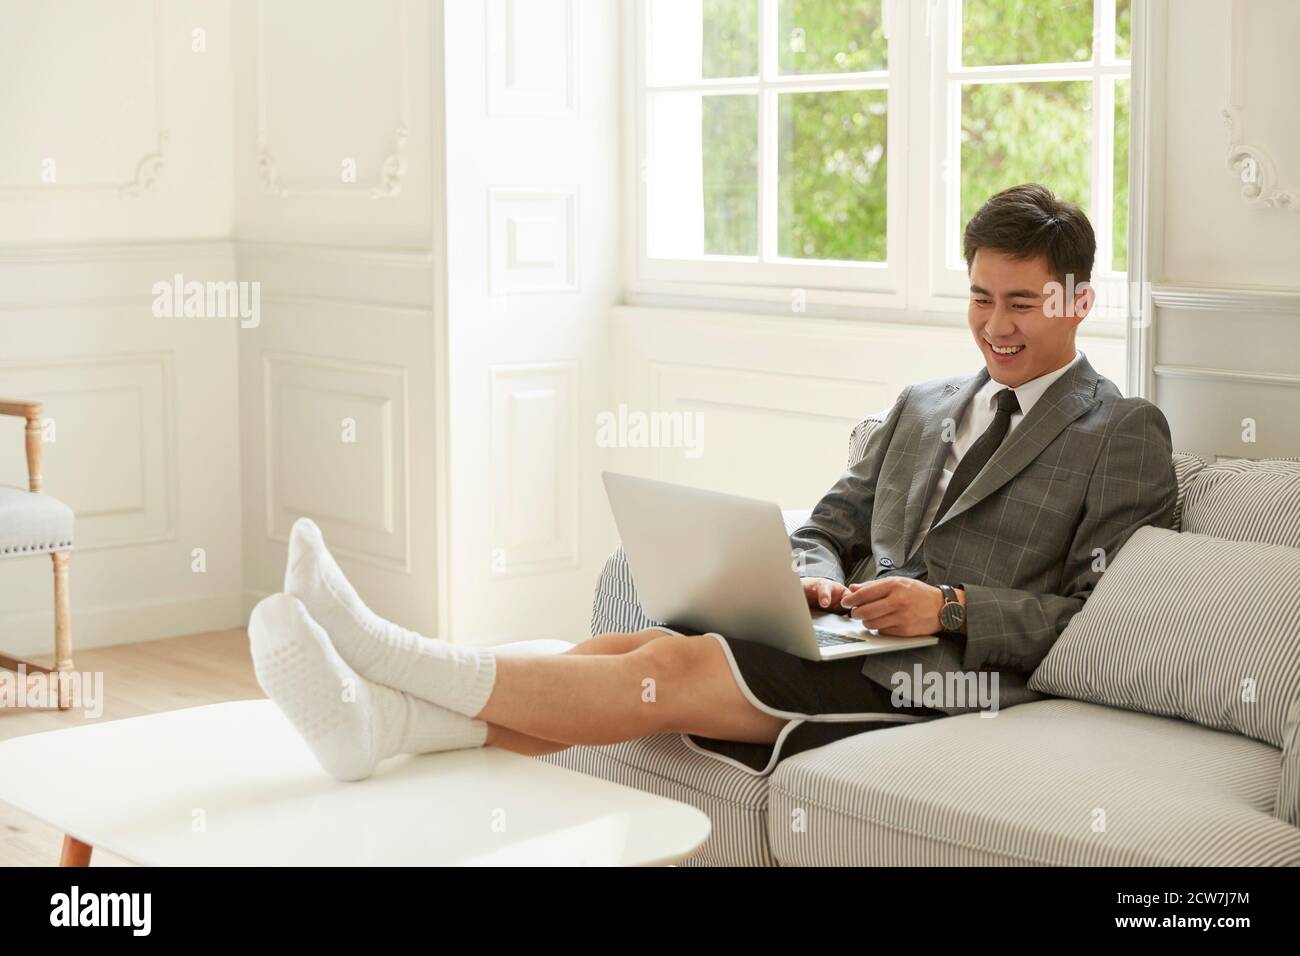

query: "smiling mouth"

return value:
[987, 343, 1025, 356]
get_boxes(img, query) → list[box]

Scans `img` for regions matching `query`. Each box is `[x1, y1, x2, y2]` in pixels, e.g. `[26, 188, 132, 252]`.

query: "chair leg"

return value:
[52, 551, 71, 711]
[59, 835, 92, 867]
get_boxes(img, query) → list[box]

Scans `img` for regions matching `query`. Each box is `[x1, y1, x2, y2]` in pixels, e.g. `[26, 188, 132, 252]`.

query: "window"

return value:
[931, 0, 1133, 306]
[634, 0, 1134, 315]
[639, 0, 905, 300]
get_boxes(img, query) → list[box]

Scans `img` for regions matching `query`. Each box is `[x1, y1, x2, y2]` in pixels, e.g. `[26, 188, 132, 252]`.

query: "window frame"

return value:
[632, 0, 910, 309]
[927, 0, 1132, 324]
[627, 0, 1135, 325]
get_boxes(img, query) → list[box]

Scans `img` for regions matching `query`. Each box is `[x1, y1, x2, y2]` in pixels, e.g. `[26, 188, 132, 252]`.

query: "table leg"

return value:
[59, 835, 92, 867]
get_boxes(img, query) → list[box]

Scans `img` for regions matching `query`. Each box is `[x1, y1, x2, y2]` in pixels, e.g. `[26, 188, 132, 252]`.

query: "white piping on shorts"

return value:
[671, 630, 936, 778]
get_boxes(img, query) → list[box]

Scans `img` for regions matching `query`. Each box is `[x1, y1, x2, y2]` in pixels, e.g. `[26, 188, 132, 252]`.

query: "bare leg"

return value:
[485, 724, 570, 756]
[477, 634, 785, 746]
[484, 629, 675, 756]
[561, 628, 669, 655]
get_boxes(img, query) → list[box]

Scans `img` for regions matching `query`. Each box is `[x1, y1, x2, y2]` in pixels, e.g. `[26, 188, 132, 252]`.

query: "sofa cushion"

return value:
[0, 485, 74, 558]
[1180, 457, 1300, 546]
[539, 734, 776, 866]
[1029, 526, 1300, 749]
[1170, 451, 1207, 530]
[768, 699, 1300, 866]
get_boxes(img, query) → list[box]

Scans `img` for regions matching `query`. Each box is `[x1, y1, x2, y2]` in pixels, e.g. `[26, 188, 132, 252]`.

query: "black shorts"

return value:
[684, 632, 945, 775]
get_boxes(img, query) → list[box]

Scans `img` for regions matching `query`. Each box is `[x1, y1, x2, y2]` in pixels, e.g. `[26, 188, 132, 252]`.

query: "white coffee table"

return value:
[0, 699, 710, 866]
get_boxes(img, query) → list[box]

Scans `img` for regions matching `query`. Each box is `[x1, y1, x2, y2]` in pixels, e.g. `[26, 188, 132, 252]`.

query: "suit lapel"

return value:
[902, 369, 988, 556]
[931, 354, 1102, 530]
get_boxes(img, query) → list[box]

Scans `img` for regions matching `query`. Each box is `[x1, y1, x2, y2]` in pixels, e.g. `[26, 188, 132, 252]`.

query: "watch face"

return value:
[940, 601, 965, 631]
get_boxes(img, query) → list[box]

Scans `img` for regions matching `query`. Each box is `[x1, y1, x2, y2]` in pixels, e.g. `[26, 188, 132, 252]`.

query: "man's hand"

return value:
[801, 576, 848, 612]
[840, 578, 959, 636]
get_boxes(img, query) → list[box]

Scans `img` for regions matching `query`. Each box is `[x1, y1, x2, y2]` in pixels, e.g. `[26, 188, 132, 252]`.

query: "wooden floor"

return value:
[0, 628, 260, 867]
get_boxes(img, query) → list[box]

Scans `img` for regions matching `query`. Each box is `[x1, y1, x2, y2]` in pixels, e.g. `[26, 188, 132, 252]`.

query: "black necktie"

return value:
[930, 387, 1020, 529]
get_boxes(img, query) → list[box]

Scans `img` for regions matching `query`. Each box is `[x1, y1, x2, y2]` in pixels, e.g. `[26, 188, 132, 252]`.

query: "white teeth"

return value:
[990, 344, 1024, 355]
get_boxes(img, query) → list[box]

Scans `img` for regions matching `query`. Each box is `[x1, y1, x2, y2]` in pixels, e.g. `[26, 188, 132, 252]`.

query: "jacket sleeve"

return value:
[960, 400, 1178, 673]
[789, 386, 911, 584]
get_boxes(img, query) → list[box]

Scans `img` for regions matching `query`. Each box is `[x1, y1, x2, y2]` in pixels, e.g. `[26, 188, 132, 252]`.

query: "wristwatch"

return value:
[937, 584, 966, 634]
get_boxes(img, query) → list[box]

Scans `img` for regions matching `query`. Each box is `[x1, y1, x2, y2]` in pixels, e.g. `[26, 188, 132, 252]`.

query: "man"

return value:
[249, 184, 1178, 782]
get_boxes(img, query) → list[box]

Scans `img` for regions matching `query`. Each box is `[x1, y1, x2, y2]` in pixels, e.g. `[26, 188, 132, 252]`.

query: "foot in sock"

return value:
[248, 593, 487, 781]
[284, 517, 496, 718]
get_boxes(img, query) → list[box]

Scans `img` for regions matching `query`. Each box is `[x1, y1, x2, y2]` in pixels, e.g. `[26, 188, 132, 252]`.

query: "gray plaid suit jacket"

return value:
[790, 352, 1178, 714]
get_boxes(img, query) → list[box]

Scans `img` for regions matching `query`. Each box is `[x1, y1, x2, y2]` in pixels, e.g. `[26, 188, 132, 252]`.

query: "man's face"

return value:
[967, 249, 1088, 388]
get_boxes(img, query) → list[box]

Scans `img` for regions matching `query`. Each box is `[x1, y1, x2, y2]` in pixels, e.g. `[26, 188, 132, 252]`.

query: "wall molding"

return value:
[486, 0, 580, 117]
[1150, 283, 1300, 314]
[0, 239, 234, 265]
[1152, 364, 1300, 389]
[488, 186, 580, 294]
[0, 0, 169, 199]
[1221, 0, 1298, 211]
[253, 0, 411, 199]
[259, 294, 433, 318]
[261, 350, 411, 573]
[235, 240, 433, 267]
[0, 350, 178, 552]
[488, 361, 580, 577]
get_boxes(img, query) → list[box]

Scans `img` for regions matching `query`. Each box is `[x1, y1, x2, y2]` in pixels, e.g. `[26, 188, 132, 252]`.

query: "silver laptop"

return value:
[603, 472, 940, 661]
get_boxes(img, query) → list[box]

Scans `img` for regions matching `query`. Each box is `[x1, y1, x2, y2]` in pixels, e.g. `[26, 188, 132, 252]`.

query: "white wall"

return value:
[0, 0, 621, 653]
[232, 0, 446, 635]
[0, 0, 241, 655]
[1148, 0, 1300, 460]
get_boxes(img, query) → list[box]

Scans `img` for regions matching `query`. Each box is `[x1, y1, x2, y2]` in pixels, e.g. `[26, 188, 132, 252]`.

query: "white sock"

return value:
[283, 517, 496, 718]
[248, 593, 488, 781]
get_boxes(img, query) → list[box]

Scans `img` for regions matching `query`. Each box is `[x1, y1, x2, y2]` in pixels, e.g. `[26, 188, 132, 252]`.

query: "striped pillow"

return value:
[1170, 452, 1207, 531]
[1029, 526, 1300, 750]
[1181, 458, 1300, 547]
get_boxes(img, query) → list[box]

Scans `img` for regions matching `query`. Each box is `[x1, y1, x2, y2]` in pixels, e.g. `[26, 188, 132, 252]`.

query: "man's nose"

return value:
[985, 307, 1017, 338]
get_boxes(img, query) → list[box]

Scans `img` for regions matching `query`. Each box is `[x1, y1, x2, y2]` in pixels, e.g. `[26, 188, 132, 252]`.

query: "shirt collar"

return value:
[977, 350, 1081, 418]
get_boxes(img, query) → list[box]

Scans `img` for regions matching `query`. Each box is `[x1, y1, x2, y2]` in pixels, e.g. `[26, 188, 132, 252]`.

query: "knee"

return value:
[633, 634, 716, 691]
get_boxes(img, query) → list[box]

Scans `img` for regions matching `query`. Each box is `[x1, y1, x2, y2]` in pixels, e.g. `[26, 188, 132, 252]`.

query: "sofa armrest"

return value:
[590, 508, 814, 636]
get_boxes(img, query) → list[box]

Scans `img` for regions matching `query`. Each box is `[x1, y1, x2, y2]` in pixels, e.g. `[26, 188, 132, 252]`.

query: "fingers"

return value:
[849, 596, 899, 627]
[804, 577, 846, 610]
[841, 577, 897, 608]
[818, 579, 844, 610]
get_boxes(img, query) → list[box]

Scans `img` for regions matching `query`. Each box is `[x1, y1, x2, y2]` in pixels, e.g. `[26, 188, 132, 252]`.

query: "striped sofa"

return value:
[539, 415, 1300, 866]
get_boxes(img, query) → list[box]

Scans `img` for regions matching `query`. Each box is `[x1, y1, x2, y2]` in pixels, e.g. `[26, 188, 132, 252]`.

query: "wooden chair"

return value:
[0, 399, 73, 710]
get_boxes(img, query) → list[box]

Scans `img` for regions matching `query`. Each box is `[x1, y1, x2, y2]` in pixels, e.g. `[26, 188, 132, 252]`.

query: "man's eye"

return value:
[1013, 304, 1034, 311]
[973, 298, 993, 306]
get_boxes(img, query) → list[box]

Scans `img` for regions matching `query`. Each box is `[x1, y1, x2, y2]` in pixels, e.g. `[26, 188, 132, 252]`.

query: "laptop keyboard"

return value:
[814, 627, 864, 647]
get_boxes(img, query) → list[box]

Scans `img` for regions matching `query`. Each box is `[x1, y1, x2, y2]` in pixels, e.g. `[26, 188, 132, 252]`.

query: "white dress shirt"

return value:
[913, 351, 1081, 554]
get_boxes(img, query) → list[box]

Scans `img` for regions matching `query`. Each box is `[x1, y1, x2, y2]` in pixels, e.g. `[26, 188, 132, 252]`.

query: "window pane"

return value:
[647, 92, 758, 258]
[1112, 78, 1130, 272]
[962, 0, 1093, 67]
[959, 81, 1092, 262]
[778, 90, 887, 262]
[1115, 0, 1132, 60]
[647, 0, 757, 85]
[777, 0, 887, 75]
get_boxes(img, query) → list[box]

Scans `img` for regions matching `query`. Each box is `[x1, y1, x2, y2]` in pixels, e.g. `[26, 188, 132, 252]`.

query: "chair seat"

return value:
[0, 485, 73, 557]
[768, 699, 1300, 866]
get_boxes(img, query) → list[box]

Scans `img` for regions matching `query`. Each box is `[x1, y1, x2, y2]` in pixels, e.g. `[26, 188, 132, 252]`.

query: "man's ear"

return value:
[1072, 280, 1095, 325]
